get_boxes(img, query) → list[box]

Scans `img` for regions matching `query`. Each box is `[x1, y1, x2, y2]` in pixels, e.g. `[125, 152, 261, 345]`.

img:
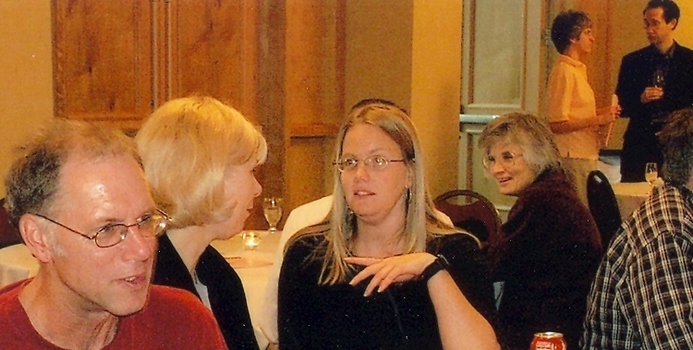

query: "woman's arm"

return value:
[346, 250, 500, 350]
[549, 106, 618, 134]
[546, 62, 618, 134]
[428, 270, 499, 350]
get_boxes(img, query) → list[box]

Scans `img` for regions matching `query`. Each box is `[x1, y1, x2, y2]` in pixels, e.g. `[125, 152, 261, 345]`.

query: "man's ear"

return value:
[18, 214, 54, 263]
[670, 18, 678, 30]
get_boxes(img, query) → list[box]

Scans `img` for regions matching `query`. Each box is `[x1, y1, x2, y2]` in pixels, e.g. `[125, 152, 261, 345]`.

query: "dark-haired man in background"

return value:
[617, 0, 693, 182]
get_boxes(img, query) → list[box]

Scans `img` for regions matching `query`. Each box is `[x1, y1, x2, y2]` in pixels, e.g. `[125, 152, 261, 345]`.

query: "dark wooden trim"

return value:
[289, 123, 339, 139]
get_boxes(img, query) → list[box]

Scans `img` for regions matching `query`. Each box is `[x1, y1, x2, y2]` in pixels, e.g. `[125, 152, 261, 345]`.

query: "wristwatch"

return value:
[421, 254, 450, 281]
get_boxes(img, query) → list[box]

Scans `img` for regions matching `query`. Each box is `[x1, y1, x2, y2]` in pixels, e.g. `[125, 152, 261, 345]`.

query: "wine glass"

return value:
[652, 68, 665, 88]
[645, 162, 658, 188]
[242, 231, 261, 250]
[263, 197, 283, 233]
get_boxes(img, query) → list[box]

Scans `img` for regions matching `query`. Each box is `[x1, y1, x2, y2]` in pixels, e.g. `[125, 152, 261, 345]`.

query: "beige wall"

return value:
[345, 0, 462, 198]
[680, 1, 693, 47]
[411, 0, 462, 198]
[344, 0, 413, 109]
[0, 1, 54, 198]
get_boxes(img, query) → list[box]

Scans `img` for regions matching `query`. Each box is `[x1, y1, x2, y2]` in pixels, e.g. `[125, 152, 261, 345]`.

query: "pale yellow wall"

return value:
[345, 0, 461, 197]
[678, 1, 693, 47]
[411, 0, 462, 197]
[344, 0, 413, 109]
[0, 1, 54, 198]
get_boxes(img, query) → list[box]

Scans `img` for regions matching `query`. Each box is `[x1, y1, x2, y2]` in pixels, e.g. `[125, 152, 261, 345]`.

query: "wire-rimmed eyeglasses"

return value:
[31, 209, 170, 248]
[333, 155, 407, 173]
[482, 152, 524, 170]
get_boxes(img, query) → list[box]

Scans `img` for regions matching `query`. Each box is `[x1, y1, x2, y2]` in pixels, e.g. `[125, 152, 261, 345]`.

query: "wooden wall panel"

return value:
[53, 0, 153, 130]
[53, 0, 266, 228]
[286, 138, 335, 212]
[282, 0, 342, 213]
[168, 1, 248, 114]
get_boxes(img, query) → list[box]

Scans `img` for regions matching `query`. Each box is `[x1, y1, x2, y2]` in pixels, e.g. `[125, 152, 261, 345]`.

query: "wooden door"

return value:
[53, 0, 258, 127]
[52, 0, 345, 230]
[52, 0, 267, 228]
[165, 1, 255, 115]
[53, 0, 154, 131]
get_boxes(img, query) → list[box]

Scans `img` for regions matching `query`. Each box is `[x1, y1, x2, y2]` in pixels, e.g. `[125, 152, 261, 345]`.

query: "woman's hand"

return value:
[345, 253, 436, 296]
[596, 105, 621, 125]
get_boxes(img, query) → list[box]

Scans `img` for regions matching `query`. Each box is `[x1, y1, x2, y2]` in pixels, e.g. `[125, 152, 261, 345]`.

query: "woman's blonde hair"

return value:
[135, 95, 267, 228]
[318, 99, 456, 285]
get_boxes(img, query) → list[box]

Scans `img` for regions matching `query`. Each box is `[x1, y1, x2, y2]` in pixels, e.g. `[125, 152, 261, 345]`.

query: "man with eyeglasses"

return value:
[0, 119, 227, 349]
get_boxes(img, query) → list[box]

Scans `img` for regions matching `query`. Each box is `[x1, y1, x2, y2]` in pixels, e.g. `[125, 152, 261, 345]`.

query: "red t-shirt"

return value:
[0, 280, 228, 349]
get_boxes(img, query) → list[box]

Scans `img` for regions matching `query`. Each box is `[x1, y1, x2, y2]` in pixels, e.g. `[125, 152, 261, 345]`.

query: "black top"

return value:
[278, 225, 496, 350]
[490, 169, 602, 350]
[616, 42, 693, 182]
[153, 234, 259, 350]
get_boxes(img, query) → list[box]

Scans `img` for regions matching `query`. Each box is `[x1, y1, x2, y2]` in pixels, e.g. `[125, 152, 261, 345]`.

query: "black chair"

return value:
[0, 198, 22, 249]
[434, 189, 501, 249]
[586, 170, 622, 247]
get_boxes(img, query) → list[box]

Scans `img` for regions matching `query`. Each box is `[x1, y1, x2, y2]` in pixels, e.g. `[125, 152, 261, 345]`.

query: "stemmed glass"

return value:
[263, 197, 283, 233]
[645, 162, 658, 189]
[652, 68, 665, 88]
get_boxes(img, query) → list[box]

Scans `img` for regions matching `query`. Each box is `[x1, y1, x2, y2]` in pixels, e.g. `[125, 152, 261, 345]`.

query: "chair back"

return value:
[433, 189, 501, 248]
[0, 198, 22, 249]
[586, 170, 621, 247]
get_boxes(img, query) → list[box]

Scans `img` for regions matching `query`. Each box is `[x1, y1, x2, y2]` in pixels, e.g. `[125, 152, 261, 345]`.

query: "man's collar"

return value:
[652, 41, 677, 58]
[663, 41, 676, 58]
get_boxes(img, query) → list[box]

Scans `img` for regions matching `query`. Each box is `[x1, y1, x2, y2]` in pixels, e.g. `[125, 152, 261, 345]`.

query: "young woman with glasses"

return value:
[277, 99, 499, 350]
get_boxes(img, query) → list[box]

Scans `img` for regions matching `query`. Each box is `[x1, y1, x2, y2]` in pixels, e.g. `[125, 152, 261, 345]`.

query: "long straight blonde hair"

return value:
[318, 99, 457, 285]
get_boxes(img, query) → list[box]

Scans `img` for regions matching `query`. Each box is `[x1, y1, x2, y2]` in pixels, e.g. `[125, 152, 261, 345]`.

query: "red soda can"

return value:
[530, 332, 566, 350]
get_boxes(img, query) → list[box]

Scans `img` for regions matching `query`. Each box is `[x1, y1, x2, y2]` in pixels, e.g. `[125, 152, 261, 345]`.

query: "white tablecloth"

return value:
[612, 182, 651, 219]
[0, 230, 280, 349]
[211, 231, 279, 349]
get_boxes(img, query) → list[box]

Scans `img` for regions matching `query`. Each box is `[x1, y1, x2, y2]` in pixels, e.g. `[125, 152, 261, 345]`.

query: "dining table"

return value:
[611, 182, 652, 219]
[0, 230, 280, 349]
